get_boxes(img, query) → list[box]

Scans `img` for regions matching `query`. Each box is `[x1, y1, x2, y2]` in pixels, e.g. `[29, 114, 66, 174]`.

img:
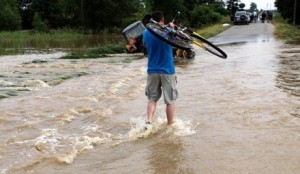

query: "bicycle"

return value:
[145, 12, 227, 59]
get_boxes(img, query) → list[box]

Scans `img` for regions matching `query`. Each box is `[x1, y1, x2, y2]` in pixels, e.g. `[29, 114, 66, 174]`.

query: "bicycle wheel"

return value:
[146, 23, 192, 50]
[191, 32, 227, 59]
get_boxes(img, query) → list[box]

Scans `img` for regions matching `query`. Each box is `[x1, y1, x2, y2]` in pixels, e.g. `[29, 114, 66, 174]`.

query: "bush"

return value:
[190, 4, 223, 28]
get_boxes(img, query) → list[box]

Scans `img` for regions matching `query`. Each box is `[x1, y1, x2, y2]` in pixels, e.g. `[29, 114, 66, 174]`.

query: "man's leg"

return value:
[147, 100, 156, 123]
[166, 103, 175, 125]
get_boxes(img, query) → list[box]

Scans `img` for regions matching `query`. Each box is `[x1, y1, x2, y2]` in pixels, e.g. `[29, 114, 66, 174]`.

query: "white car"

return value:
[234, 11, 251, 25]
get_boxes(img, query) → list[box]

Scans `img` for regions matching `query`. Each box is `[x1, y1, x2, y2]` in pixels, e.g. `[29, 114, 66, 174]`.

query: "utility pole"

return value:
[293, 0, 297, 25]
[81, 0, 84, 27]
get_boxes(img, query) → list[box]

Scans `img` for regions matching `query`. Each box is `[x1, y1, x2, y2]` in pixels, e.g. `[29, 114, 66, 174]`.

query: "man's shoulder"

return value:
[143, 29, 149, 33]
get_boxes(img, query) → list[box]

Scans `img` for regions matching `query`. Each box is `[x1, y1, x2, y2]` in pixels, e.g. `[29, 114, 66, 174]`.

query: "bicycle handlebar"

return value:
[171, 11, 180, 23]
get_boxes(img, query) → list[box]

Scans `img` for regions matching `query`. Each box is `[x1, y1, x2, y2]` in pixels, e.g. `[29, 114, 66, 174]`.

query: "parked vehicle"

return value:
[234, 11, 251, 25]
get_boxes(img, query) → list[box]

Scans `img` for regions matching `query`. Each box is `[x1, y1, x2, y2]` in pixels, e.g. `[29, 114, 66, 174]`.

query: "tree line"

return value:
[275, 0, 300, 25]
[0, 0, 298, 32]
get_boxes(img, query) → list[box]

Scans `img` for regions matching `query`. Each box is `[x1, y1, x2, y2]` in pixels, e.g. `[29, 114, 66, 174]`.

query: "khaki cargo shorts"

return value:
[145, 74, 178, 104]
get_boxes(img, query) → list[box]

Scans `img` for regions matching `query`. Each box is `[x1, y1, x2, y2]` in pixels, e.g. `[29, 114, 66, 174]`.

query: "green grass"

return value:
[0, 30, 85, 49]
[0, 29, 124, 56]
[0, 17, 233, 58]
[60, 43, 125, 59]
[272, 15, 300, 44]
[194, 17, 232, 38]
[0, 30, 84, 40]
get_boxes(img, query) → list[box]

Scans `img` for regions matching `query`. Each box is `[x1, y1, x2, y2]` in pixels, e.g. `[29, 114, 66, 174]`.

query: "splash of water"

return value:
[127, 117, 196, 140]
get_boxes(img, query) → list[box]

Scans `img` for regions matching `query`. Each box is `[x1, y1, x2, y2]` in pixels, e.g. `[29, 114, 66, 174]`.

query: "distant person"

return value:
[253, 11, 258, 23]
[261, 11, 267, 23]
[267, 11, 273, 22]
[142, 11, 178, 125]
[250, 13, 254, 22]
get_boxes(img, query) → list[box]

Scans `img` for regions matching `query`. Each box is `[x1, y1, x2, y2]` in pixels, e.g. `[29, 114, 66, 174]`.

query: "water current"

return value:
[0, 23, 299, 174]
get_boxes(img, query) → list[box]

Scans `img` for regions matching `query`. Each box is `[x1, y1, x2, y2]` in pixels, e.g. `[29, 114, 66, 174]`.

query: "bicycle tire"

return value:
[146, 23, 192, 50]
[191, 33, 227, 59]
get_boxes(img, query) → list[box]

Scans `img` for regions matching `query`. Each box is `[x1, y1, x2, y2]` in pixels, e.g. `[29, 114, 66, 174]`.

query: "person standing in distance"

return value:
[142, 11, 178, 125]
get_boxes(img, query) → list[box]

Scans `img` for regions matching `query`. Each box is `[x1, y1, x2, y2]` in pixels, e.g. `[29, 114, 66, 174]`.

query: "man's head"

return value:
[151, 11, 164, 23]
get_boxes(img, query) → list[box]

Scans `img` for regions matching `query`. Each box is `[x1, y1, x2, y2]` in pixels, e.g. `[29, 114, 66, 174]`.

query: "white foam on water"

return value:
[56, 135, 109, 164]
[1, 168, 8, 174]
[0, 79, 46, 93]
[57, 108, 78, 122]
[109, 79, 126, 94]
[21, 79, 50, 91]
[0, 51, 67, 60]
[166, 119, 197, 136]
[33, 127, 114, 164]
[0, 80, 14, 87]
[34, 129, 61, 152]
[128, 117, 159, 140]
[127, 116, 196, 140]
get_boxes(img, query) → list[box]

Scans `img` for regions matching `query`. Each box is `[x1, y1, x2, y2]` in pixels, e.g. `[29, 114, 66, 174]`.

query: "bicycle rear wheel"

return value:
[191, 32, 227, 59]
[146, 23, 192, 50]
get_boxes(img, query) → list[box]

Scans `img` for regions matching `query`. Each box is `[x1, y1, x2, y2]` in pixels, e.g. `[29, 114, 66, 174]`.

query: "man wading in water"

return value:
[143, 11, 178, 125]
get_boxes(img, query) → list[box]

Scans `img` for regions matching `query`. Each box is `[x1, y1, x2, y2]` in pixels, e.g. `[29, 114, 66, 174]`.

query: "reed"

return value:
[0, 30, 124, 55]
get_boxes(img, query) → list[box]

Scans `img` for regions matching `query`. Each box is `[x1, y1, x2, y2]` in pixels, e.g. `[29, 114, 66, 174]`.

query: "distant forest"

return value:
[0, 0, 298, 32]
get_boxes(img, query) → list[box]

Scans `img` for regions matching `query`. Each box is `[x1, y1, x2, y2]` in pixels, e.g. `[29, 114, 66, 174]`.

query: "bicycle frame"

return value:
[190, 32, 206, 49]
[146, 12, 227, 59]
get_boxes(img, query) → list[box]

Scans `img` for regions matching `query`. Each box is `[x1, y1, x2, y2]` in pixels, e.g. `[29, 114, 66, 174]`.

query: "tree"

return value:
[31, 0, 65, 28]
[275, 0, 300, 24]
[0, 0, 21, 31]
[190, 4, 222, 27]
[210, 1, 228, 15]
[11, 0, 231, 31]
[32, 12, 48, 32]
[80, 0, 143, 31]
[239, 3, 245, 9]
[226, 0, 240, 16]
[145, 0, 186, 22]
[59, 0, 82, 28]
[249, 2, 257, 12]
[18, 0, 34, 29]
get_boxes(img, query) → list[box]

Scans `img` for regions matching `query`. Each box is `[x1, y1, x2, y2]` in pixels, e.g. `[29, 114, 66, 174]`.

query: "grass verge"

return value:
[272, 15, 300, 44]
[60, 43, 125, 59]
[0, 30, 124, 56]
[194, 17, 232, 38]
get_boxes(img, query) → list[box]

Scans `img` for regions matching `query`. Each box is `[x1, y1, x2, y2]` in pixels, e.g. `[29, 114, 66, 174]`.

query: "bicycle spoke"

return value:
[146, 23, 191, 50]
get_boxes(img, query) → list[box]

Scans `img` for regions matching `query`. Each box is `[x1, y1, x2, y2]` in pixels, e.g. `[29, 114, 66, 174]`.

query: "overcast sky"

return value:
[240, 0, 276, 10]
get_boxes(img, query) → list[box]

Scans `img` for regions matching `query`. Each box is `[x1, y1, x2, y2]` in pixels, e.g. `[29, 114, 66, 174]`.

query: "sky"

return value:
[240, 0, 276, 10]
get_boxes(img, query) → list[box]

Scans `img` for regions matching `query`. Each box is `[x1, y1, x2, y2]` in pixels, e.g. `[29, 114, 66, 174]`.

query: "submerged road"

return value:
[209, 21, 275, 44]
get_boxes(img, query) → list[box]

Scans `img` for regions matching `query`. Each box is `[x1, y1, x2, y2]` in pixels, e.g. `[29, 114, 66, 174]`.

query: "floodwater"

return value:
[0, 22, 299, 174]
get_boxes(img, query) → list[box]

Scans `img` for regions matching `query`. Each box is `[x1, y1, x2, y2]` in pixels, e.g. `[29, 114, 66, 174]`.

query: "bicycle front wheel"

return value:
[191, 32, 227, 59]
[146, 23, 192, 50]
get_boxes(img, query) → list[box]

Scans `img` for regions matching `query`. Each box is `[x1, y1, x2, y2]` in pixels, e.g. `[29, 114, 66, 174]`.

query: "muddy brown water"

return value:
[0, 22, 299, 174]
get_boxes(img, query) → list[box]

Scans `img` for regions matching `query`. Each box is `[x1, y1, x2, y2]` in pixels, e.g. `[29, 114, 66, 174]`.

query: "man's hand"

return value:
[168, 22, 175, 29]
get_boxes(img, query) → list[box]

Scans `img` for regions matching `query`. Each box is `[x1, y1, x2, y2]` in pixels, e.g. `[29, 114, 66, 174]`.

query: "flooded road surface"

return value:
[0, 22, 299, 174]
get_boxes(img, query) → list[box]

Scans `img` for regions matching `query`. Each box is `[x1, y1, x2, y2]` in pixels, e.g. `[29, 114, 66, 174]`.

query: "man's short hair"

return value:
[151, 11, 164, 22]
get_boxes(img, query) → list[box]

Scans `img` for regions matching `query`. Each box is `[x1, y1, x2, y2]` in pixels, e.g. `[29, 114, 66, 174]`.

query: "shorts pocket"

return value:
[172, 88, 178, 100]
[145, 86, 149, 97]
